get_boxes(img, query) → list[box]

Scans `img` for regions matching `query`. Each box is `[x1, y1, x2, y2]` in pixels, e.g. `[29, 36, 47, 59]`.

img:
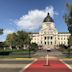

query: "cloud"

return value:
[3, 29, 14, 35]
[16, 6, 58, 32]
[0, 29, 14, 42]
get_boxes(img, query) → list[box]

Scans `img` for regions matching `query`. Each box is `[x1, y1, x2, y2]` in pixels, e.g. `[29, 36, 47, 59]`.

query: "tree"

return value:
[0, 42, 4, 49]
[16, 31, 31, 49]
[30, 43, 38, 51]
[5, 31, 31, 50]
[64, 3, 72, 57]
[5, 33, 17, 50]
[0, 29, 3, 35]
[68, 35, 72, 46]
[64, 3, 72, 35]
[64, 3, 72, 46]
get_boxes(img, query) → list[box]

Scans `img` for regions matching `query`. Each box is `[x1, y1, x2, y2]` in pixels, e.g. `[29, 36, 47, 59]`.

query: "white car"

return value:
[47, 48, 51, 52]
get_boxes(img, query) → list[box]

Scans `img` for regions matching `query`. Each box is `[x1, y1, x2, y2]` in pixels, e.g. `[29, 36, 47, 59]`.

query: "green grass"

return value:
[0, 55, 31, 58]
[0, 49, 34, 58]
[65, 56, 72, 58]
[0, 49, 33, 53]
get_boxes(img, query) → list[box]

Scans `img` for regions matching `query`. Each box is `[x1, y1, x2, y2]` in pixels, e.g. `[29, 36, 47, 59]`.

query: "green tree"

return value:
[30, 43, 38, 51]
[64, 3, 72, 57]
[0, 29, 3, 35]
[5, 31, 31, 50]
[68, 35, 72, 46]
[0, 29, 3, 49]
[5, 33, 17, 50]
[64, 3, 72, 45]
[64, 3, 72, 35]
[16, 31, 31, 49]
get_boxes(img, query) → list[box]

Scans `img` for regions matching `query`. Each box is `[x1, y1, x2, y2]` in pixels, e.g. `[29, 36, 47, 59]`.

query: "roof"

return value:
[43, 13, 54, 22]
[58, 32, 69, 34]
[29, 32, 39, 34]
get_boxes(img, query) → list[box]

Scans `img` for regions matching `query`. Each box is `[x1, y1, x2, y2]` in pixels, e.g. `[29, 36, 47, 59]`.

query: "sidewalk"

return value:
[23, 59, 72, 72]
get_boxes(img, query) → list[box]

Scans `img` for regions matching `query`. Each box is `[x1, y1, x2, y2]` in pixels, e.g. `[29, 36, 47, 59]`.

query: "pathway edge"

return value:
[60, 59, 72, 70]
[20, 58, 38, 72]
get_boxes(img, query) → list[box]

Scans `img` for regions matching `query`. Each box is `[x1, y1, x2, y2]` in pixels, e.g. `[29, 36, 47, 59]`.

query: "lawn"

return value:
[0, 49, 35, 58]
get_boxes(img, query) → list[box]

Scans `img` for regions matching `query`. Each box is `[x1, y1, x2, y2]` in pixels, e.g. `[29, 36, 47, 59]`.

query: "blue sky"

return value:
[0, 0, 72, 41]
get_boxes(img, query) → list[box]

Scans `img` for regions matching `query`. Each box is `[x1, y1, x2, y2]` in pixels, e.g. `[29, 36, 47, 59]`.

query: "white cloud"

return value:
[3, 29, 14, 35]
[0, 29, 14, 42]
[16, 6, 58, 32]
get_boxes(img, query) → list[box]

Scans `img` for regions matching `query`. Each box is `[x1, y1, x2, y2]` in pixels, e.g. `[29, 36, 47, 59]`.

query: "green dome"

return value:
[43, 13, 54, 22]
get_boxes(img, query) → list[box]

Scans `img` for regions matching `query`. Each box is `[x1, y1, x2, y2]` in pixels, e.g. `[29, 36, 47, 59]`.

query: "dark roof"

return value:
[58, 32, 69, 34]
[43, 13, 54, 22]
[29, 32, 39, 34]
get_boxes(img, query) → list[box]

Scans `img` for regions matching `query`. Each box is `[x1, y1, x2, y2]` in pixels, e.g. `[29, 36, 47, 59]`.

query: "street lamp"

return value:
[28, 45, 31, 58]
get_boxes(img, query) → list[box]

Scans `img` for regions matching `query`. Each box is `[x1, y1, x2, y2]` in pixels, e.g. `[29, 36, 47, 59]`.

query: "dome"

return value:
[43, 13, 54, 22]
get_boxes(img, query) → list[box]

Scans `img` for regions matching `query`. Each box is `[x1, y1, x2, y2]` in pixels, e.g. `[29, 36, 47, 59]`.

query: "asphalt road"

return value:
[0, 68, 21, 72]
[0, 60, 32, 72]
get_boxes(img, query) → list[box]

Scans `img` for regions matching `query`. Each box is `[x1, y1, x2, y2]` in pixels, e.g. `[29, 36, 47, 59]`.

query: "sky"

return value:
[0, 0, 72, 41]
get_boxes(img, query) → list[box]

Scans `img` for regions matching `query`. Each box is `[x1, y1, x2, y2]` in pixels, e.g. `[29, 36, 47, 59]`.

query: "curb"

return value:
[16, 58, 34, 60]
[60, 59, 72, 70]
[62, 58, 72, 61]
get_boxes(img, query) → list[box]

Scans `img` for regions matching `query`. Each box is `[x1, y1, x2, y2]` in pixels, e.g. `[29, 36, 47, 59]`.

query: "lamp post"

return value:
[28, 45, 31, 58]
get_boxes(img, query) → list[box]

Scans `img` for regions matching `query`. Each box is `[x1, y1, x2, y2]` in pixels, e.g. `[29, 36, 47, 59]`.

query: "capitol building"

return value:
[31, 13, 71, 50]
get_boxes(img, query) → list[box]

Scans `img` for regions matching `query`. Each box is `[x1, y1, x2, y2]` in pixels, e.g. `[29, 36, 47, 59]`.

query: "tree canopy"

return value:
[64, 3, 72, 35]
[0, 29, 3, 35]
[64, 3, 72, 46]
[5, 31, 31, 49]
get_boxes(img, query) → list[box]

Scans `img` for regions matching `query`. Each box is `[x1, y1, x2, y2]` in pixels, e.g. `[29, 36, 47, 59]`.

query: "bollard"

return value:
[44, 49, 50, 66]
[45, 54, 48, 66]
[44, 48, 51, 66]
[44, 54, 49, 66]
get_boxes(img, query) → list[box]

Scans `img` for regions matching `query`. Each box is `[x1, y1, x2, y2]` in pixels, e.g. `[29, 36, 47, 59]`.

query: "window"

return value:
[44, 31, 46, 34]
[55, 37, 56, 40]
[61, 38, 62, 40]
[64, 38, 65, 40]
[58, 38, 59, 40]
[44, 37, 46, 40]
[48, 42, 49, 45]
[64, 41, 66, 44]
[51, 41, 52, 45]
[48, 36, 49, 39]
[45, 42, 46, 45]
[41, 41, 42, 44]
[51, 36, 53, 39]
[55, 41, 56, 44]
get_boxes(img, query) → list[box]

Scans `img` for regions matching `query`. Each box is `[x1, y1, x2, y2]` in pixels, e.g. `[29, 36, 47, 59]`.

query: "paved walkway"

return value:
[23, 59, 72, 72]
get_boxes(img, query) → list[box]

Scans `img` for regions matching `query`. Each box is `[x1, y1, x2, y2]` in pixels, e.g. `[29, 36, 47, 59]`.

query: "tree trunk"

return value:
[23, 44, 26, 49]
[4, 47, 6, 50]
[9, 45, 12, 50]
[16, 46, 19, 50]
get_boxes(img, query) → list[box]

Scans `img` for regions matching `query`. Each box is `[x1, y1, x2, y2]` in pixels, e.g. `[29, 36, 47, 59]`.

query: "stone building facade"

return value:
[31, 13, 70, 50]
